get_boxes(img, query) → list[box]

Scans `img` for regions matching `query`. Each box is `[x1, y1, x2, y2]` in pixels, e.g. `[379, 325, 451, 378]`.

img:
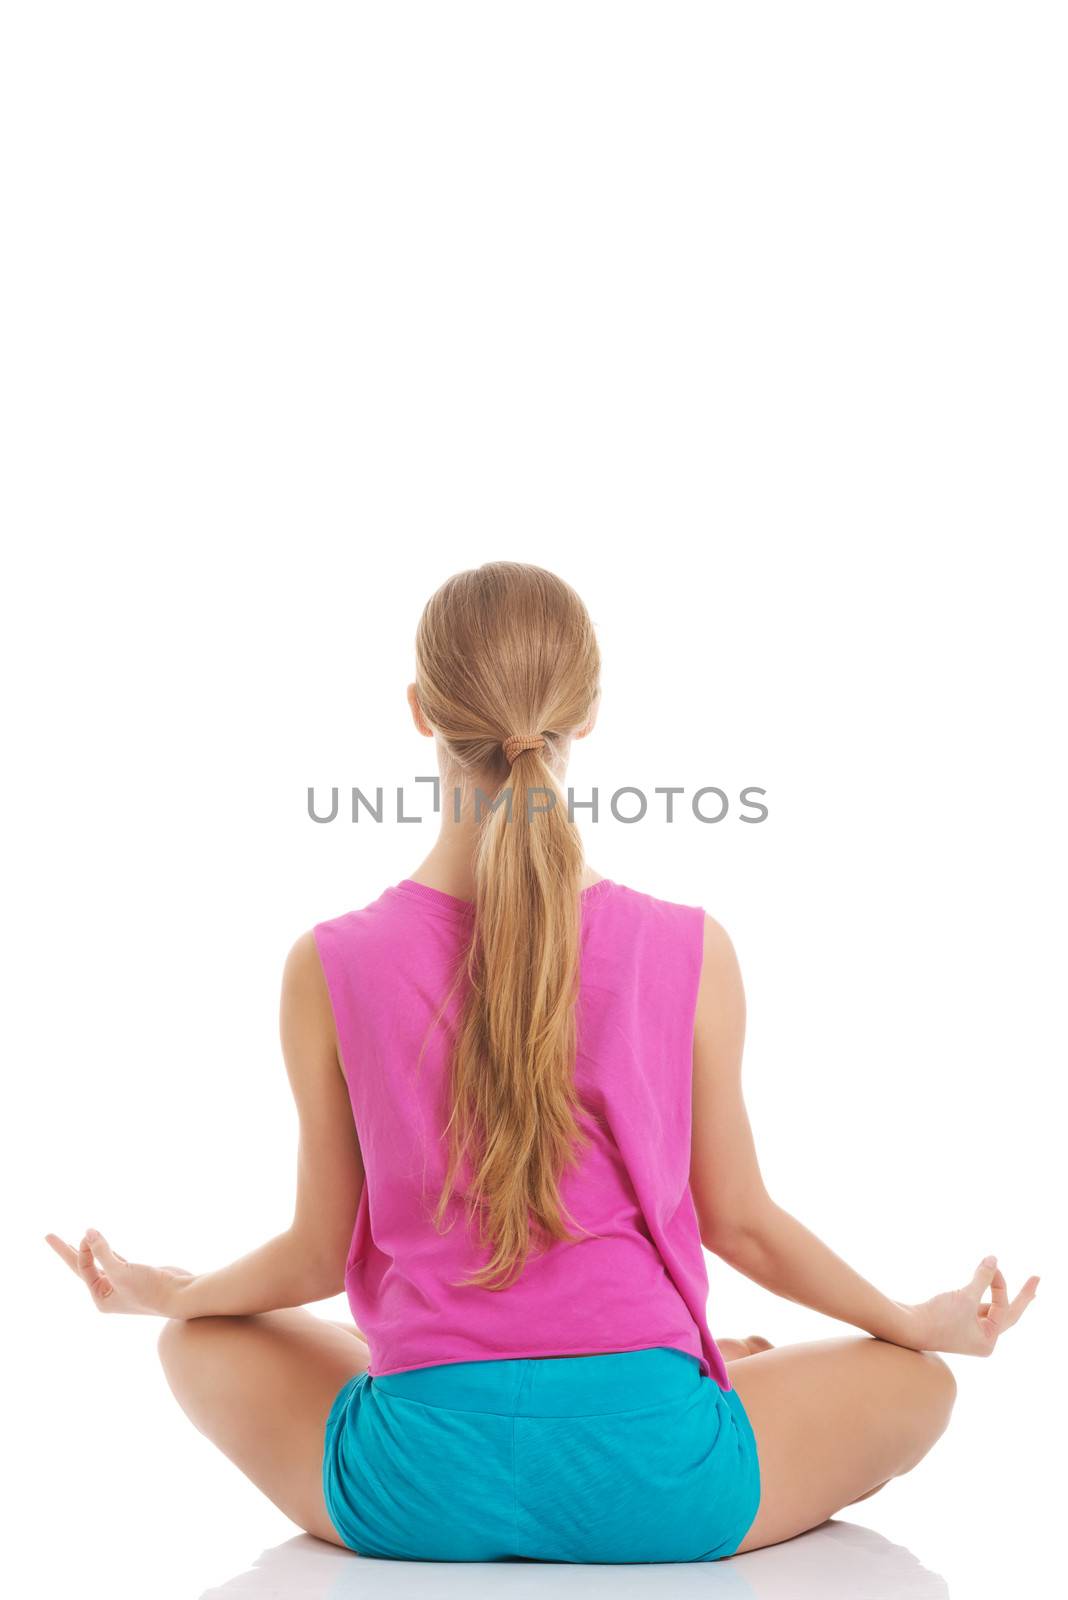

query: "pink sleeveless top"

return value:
[313, 877, 732, 1391]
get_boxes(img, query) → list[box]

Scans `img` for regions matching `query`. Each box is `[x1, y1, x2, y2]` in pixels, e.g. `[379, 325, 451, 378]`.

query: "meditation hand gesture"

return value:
[911, 1256, 1039, 1356]
[45, 1229, 193, 1317]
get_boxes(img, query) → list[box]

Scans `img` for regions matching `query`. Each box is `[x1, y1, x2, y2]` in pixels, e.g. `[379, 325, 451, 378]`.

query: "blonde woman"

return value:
[46, 562, 1038, 1564]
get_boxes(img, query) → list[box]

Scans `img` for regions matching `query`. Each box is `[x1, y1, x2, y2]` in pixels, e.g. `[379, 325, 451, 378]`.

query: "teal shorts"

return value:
[322, 1345, 761, 1564]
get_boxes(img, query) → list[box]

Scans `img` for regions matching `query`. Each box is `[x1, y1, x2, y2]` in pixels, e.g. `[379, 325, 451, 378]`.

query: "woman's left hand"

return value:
[908, 1256, 1040, 1356]
[45, 1229, 195, 1317]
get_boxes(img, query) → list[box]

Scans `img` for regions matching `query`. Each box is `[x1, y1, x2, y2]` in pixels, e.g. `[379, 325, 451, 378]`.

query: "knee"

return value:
[920, 1352, 957, 1415]
[911, 1351, 957, 1445]
[879, 1347, 956, 1479]
[157, 1315, 215, 1375]
[157, 1316, 190, 1372]
[158, 1312, 258, 1378]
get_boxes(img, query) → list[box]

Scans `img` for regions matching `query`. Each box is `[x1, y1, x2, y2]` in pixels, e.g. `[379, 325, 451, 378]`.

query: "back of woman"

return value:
[314, 564, 759, 1561]
[313, 876, 727, 1385]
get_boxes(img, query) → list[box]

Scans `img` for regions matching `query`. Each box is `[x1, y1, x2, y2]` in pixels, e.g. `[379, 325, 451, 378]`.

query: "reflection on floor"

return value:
[200, 1519, 948, 1600]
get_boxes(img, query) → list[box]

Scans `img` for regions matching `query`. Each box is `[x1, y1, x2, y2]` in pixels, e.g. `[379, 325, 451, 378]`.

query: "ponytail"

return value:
[414, 562, 601, 1289]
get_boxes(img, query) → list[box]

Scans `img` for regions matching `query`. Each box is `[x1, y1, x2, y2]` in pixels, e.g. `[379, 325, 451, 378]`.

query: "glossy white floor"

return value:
[20, 1296, 1057, 1600]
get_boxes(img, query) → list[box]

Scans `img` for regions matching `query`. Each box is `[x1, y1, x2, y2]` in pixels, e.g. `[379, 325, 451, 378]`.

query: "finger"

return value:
[977, 1268, 1008, 1321]
[978, 1267, 1004, 1318]
[980, 1300, 1005, 1339]
[1001, 1275, 1040, 1332]
[968, 1255, 998, 1300]
[982, 1274, 1039, 1338]
[84, 1228, 125, 1276]
[978, 1270, 1008, 1334]
[45, 1235, 83, 1276]
[77, 1235, 115, 1305]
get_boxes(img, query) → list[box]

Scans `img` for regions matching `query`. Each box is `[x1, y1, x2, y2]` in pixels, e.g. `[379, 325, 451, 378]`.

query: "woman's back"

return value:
[314, 874, 732, 1390]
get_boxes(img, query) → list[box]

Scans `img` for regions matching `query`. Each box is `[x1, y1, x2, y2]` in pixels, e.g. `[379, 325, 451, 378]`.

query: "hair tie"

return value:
[502, 733, 546, 765]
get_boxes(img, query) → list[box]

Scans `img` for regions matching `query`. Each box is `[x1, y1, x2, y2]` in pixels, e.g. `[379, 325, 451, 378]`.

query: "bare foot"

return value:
[718, 1334, 775, 1362]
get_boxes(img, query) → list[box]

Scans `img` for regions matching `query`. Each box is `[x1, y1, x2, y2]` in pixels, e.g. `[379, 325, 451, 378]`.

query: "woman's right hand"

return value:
[907, 1256, 1039, 1356]
[45, 1228, 195, 1317]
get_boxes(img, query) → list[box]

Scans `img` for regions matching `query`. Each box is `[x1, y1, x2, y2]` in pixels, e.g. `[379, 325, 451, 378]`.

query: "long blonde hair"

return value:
[414, 562, 601, 1290]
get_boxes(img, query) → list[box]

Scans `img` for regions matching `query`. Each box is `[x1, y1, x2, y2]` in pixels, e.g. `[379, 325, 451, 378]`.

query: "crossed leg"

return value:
[157, 1308, 370, 1548]
[158, 1316, 955, 1557]
[727, 1334, 957, 1554]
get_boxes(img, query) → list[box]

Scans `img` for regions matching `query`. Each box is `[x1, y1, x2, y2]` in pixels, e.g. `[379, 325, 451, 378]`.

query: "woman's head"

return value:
[410, 560, 600, 788]
[410, 562, 602, 1291]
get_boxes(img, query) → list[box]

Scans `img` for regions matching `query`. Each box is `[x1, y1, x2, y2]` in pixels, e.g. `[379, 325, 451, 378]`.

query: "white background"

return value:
[4, 4, 1064, 1597]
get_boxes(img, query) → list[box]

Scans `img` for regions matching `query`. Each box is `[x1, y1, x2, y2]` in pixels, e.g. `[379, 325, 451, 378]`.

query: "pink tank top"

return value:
[313, 877, 732, 1390]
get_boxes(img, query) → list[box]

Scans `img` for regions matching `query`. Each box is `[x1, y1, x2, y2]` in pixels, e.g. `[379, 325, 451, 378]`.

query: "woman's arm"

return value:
[47, 931, 366, 1320]
[688, 915, 1036, 1354]
[167, 930, 365, 1318]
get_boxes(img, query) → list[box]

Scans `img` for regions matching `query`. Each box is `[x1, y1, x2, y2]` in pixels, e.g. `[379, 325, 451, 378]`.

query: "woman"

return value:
[46, 561, 1038, 1565]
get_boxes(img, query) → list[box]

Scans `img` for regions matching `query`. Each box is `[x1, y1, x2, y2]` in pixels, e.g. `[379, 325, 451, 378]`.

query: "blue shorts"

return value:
[322, 1345, 761, 1564]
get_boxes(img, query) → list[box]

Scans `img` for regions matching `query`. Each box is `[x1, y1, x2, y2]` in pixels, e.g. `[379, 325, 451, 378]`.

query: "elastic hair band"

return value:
[502, 733, 546, 765]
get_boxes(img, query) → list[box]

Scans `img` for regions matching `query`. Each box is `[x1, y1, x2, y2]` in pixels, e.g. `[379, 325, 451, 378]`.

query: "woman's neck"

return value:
[408, 823, 603, 904]
[407, 854, 605, 903]
[406, 765, 602, 902]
